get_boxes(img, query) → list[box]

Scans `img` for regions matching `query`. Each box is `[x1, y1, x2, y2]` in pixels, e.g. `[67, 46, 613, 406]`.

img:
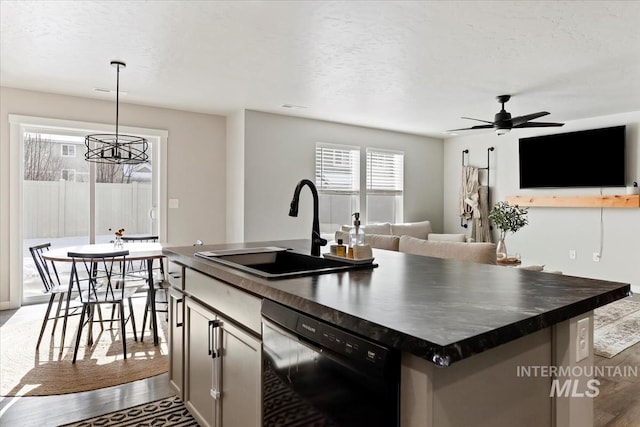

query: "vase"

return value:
[114, 236, 124, 248]
[496, 238, 507, 261]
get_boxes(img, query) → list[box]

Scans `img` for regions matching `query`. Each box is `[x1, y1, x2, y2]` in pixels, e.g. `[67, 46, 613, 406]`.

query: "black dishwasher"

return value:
[261, 300, 400, 427]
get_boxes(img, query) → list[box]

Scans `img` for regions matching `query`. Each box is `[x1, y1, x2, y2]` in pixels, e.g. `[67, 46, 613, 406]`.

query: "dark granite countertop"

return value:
[164, 239, 630, 366]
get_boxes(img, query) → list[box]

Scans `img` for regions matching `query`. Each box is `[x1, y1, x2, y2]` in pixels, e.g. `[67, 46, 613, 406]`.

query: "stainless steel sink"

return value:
[195, 247, 376, 279]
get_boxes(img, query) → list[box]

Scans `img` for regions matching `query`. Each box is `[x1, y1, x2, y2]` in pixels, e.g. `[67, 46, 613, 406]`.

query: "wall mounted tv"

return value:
[519, 125, 626, 189]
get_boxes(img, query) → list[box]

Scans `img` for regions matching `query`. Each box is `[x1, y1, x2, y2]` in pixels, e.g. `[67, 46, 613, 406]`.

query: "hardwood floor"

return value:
[593, 294, 640, 427]
[0, 303, 174, 426]
[594, 351, 640, 427]
[2, 296, 639, 426]
[0, 374, 174, 426]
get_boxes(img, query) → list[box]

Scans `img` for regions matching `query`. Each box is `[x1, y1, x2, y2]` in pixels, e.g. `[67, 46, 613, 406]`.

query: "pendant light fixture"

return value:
[85, 61, 148, 164]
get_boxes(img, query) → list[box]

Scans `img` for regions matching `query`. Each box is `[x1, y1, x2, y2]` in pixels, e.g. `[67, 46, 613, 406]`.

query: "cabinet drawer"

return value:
[185, 268, 261, 335]
[168, 261, 184, 290]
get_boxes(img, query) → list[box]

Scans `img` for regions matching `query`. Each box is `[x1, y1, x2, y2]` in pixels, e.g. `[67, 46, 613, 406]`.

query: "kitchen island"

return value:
[164, 239, 630, 427]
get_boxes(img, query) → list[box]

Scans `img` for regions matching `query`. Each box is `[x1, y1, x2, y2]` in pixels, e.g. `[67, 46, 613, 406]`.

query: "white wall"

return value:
[0, 86, 227, 306]
[443, 111, 640, 292]
[242, 110, 444, 243]
[226, 110, 245, 243]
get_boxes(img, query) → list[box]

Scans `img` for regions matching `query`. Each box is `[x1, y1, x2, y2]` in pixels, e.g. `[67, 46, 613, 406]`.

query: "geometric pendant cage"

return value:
[85, 60, 148, 165]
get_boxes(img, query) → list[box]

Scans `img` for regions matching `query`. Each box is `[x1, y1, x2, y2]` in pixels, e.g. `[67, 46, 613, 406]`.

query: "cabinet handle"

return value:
[208, 320, 215, 357]
[175, 298, 183, 327]
[211, 320, 223, 400]
[209, 320, 221, 358]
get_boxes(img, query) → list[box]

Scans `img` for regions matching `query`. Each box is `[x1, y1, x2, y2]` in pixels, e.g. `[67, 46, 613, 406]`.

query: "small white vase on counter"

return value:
[496, 238, 507, 261]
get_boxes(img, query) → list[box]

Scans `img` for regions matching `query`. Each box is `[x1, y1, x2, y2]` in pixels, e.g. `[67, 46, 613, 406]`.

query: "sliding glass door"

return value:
[16, 118, 164, 304]
[94, 149, 155, 244]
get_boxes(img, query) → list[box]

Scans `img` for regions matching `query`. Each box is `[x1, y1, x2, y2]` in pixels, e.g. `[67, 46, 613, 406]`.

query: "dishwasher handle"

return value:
[262, 317, 324, 354]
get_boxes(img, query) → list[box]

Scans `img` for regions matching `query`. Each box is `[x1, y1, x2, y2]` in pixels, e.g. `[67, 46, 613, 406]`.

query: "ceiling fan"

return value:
[448, 95, 564, 135]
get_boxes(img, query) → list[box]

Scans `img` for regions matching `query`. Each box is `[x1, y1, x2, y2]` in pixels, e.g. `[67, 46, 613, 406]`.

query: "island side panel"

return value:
[402, 328, 553, 427]
[553, 312, 595, 427]
[401, 353, 434, 427]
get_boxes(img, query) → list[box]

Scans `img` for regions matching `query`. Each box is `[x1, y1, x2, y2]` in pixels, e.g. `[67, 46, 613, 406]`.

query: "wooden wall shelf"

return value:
[506, 195, 640, 208]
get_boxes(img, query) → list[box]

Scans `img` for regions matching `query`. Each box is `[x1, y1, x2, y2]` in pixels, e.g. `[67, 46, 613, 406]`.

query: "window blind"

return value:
[366, 149, 404, 193]
[315, 144, 360, 192]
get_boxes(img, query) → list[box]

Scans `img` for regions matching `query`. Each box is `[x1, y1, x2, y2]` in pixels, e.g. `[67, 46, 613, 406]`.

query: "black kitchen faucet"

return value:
[289, 179, 327, 256]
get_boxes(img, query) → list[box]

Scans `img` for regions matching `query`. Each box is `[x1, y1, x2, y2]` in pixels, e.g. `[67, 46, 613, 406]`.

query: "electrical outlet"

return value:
[593, 252, 601, 262]
[569, 250, 576, 260]
[576, 317, 590, 362]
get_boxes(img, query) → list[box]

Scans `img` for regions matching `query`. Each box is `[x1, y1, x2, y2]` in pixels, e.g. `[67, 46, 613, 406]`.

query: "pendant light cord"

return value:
[115, 63, 120, 141]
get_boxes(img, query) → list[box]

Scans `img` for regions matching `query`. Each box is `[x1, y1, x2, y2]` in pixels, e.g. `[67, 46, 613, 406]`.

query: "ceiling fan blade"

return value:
[447, 124, 494, 132]
[461, 116, 494, 124]
[513, 121, 564, 128]
[510, 111, 549, 127]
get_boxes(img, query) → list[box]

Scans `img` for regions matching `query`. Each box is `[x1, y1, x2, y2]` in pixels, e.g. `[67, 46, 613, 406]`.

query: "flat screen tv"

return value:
[519, 125, 626, 189]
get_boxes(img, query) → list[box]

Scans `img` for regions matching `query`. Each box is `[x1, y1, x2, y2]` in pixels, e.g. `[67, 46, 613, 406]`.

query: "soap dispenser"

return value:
[349, 212, 365, 247]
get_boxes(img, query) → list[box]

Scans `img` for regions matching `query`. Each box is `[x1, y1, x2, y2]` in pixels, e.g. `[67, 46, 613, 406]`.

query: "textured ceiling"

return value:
[2, 1, 640, 138]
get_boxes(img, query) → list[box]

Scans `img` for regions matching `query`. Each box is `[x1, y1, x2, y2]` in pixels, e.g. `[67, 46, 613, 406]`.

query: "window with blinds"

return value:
[315, 144, 360, 192]
[366, 149, 404, 224]
[366, 149, 404, 193]
[315, 144, 360, 236]
[314, 144, 405, 234]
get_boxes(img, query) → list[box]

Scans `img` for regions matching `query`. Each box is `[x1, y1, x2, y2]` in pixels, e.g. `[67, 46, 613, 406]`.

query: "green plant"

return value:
[488, 201, 528, 239]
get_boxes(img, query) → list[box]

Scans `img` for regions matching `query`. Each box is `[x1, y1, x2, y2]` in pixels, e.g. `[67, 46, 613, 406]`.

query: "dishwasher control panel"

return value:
[262, 299, 391, 373]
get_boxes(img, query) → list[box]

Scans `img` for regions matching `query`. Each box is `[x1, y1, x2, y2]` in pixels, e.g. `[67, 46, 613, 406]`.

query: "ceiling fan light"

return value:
[453, 95, 563, 134]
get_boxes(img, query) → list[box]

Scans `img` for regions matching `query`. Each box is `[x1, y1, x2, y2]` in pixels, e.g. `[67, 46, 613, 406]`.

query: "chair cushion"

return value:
[427, 233, 466, 243]
[363, 223, 392, 235]
[399, 236, 496, 265]
[390, 221, 432, 239]
[341, 223, 392, 235]
[365, 234, 400, 251]
[335, 231, 400, 251]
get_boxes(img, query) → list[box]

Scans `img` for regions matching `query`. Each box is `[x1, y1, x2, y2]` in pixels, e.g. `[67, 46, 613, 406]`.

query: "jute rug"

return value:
[594, 298, 640, 358]
[0, 300, 169, 396]
[58, 395, 198, 427]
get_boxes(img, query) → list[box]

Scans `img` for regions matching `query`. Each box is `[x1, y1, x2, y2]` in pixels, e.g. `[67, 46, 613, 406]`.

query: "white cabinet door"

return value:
[185, 296, 262, 427]
[185, 297, 218, 427]
[219, 316, 262, 427]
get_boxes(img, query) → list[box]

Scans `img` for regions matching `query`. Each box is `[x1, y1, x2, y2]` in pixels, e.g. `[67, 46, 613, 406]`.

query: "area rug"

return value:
[593, 298, 640, 358]
[0, 300, 169, 396]
[58, 395, 197, 427]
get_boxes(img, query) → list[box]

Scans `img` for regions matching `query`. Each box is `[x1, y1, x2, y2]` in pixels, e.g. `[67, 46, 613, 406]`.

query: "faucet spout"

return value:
[289, 179, 327, 256]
